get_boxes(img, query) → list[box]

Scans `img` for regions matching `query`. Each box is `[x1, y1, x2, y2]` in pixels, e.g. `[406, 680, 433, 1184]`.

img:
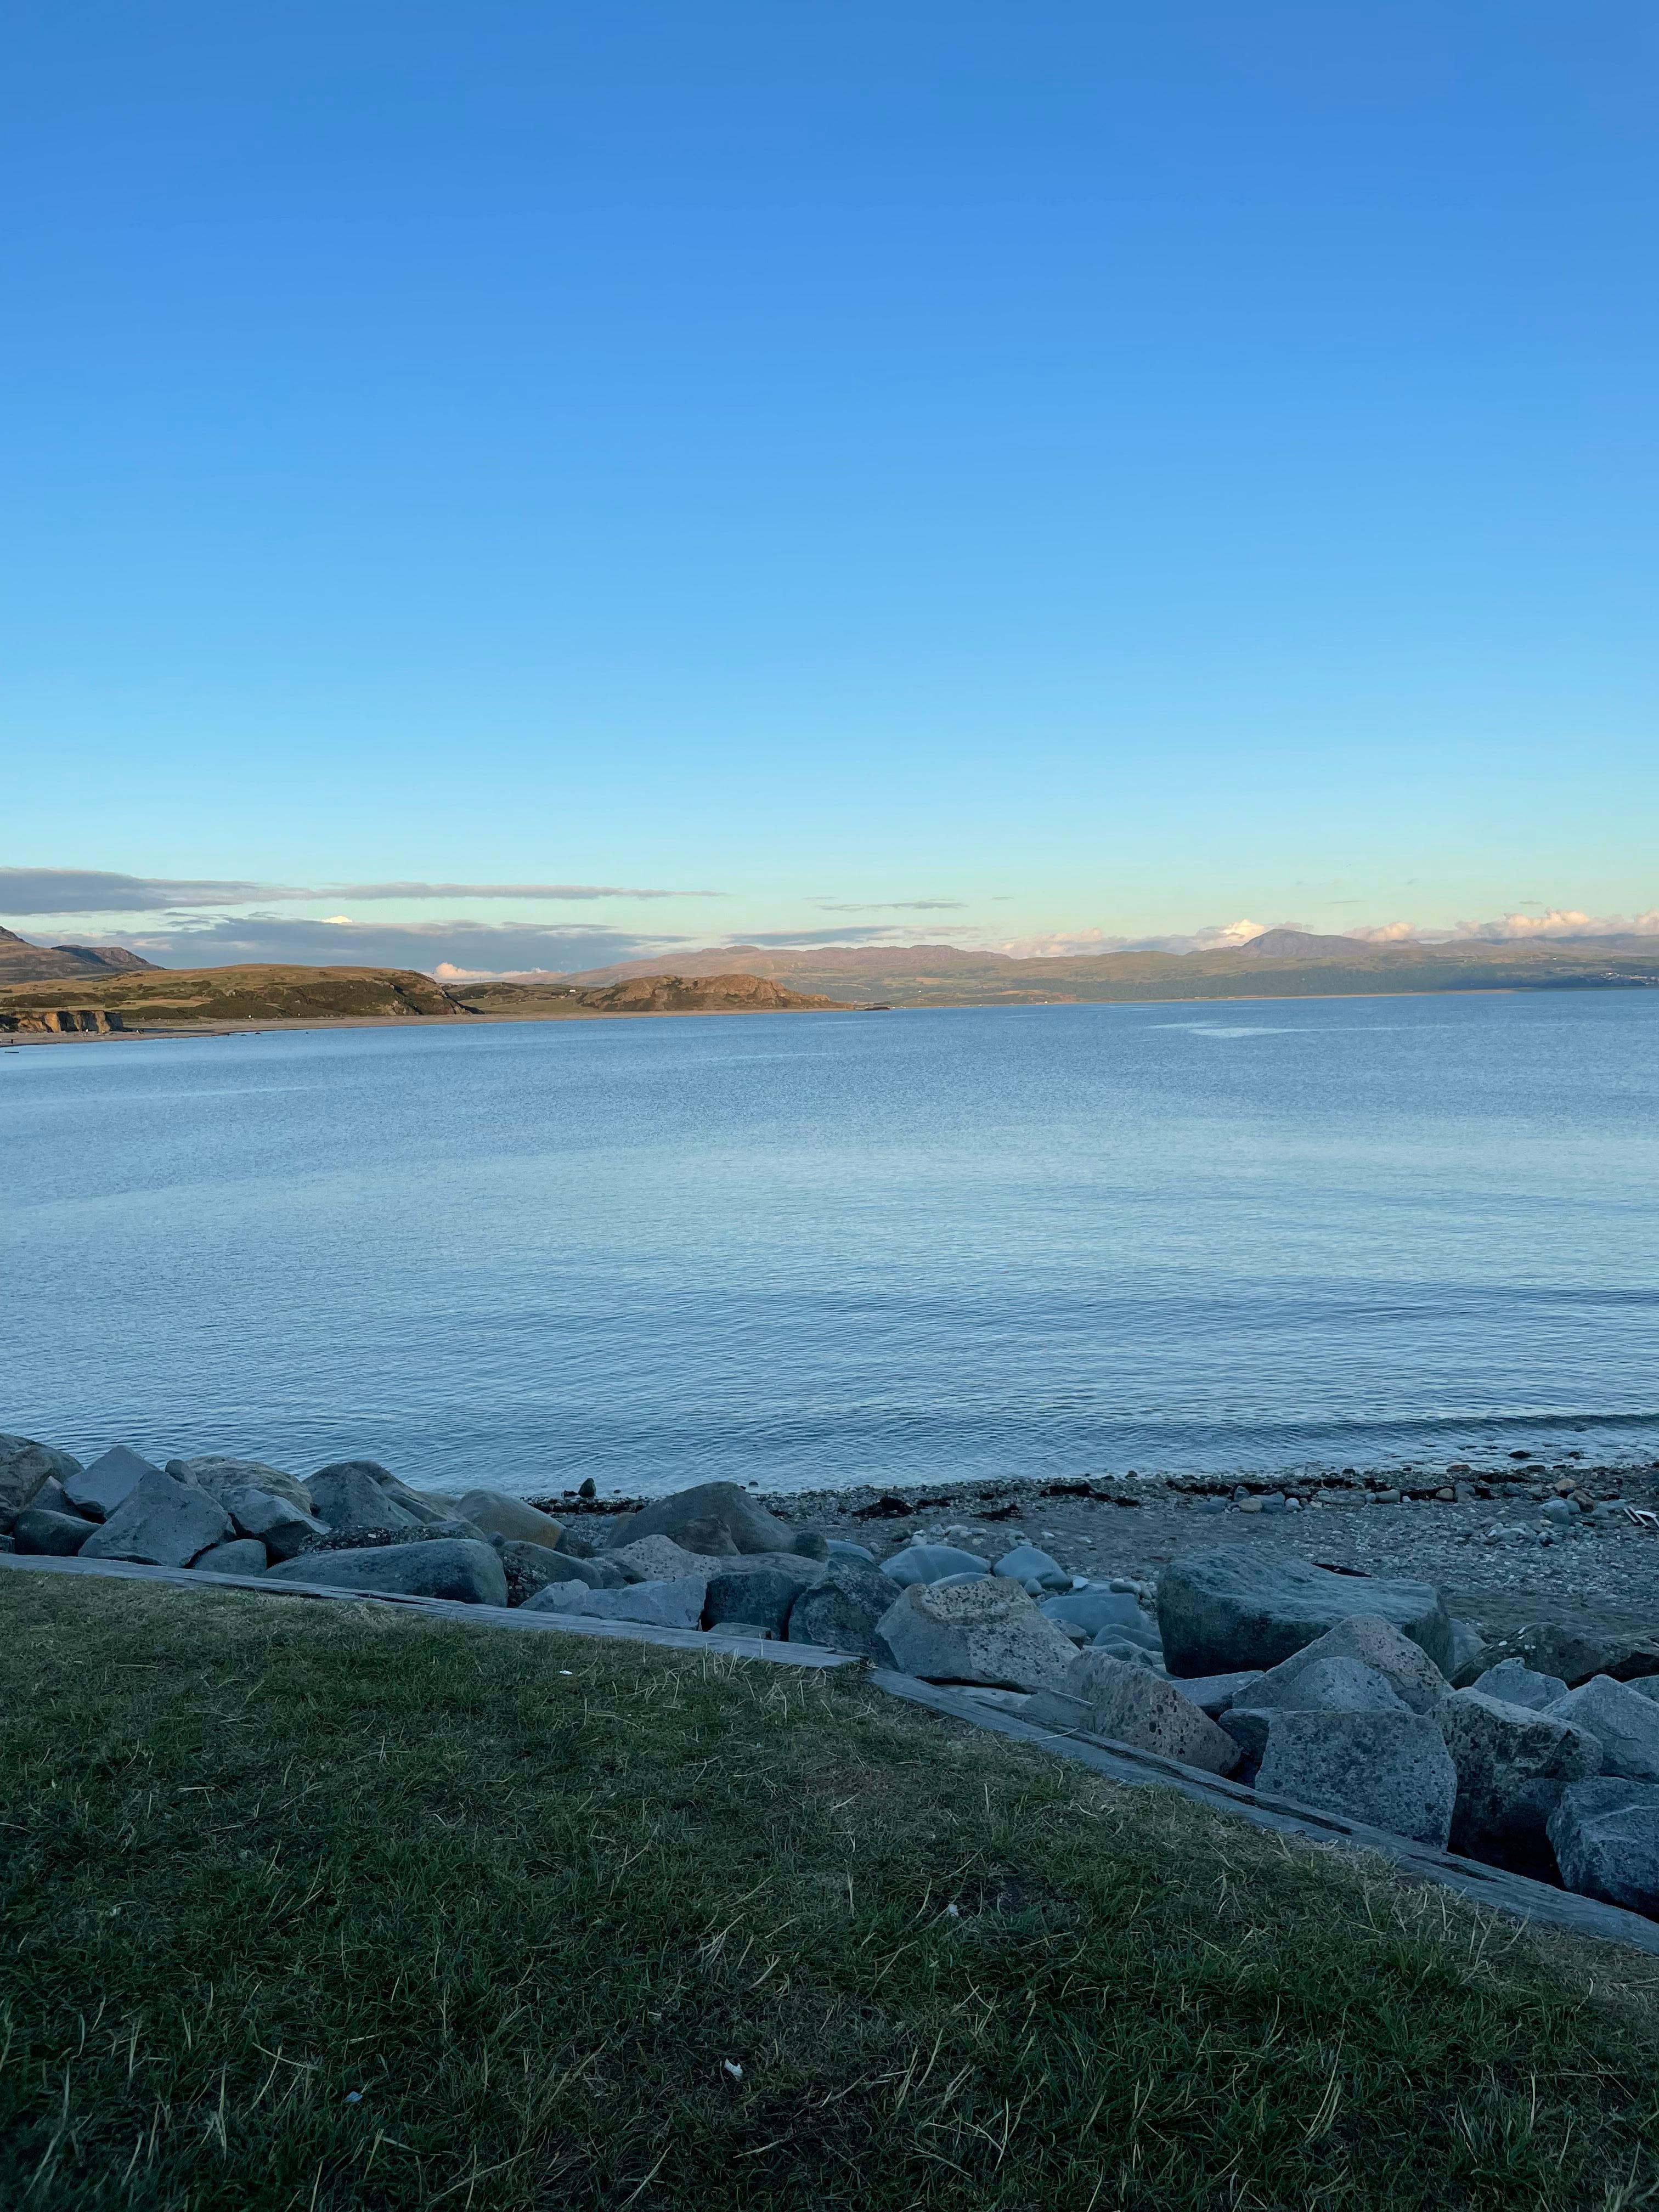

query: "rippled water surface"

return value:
[4, 992, 1657, 1497]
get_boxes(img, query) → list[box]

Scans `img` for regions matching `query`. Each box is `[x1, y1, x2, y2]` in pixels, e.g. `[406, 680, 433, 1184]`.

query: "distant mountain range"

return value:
[0, 927, 158, 986]
[562, 929, 1659, 1006]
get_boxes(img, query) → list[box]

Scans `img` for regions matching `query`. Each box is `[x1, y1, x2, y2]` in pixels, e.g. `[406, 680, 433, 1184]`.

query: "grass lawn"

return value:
[2, 1578, 1657, 2211]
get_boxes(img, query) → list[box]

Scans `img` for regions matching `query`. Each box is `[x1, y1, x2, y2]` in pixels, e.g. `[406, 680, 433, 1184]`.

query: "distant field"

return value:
[4, 1574, 1658, 2211]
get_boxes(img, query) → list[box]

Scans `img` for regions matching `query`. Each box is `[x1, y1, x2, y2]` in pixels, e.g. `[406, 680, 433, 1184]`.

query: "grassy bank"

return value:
[2, 1579, 1656, 2211]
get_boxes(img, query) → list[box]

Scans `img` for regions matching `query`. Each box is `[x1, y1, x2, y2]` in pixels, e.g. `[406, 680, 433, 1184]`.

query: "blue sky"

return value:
[3, 2, 1655, 974]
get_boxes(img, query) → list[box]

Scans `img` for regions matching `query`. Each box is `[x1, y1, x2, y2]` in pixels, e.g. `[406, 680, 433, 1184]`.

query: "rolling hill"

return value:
[0, 927, 158, 987]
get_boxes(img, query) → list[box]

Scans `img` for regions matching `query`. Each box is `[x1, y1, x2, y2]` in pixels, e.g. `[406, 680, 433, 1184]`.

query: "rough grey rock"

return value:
[0, 1434, 83, 1533]
[583, 1576, 709, 1629]
[788, 1560, 901, 1661]
[1472, 1657, 1568, 1712]
[12, 1506, 95, 1556]
[1027, 1652, 1240, 1775]
[1042, 1588, 1157, 1640]
[1254, 1709, 1458, 1847]
[703, 1566, 808, 1637]
[27, 1476, 79, 1519]
[1628, 1677, 1659, 1707]
[611, 1535, 712, 1583]
[65, 1446, 165, 1525]
[1090, 1634, 1163, 1669]
[366, 1469, 458, 1525]
[192, 1538, 269, 1576]
[1248, 1616, 1449, 1717]
[307, 1462, 421, 1534]
[826, 1539, 877, 1566]
[604, 1481, 804, 1558]
[1217, 1709, 1274, 1765]
[994, 1544, 1070, 1591]
[520, 1581, 594, 1615]
[224, 1485, 326, 1562]
[550, 1523, 597, 1558]
[80, 1470, 233, 1567]
[1157, 1550, 1454, 1678]
[1249, 1655, 1410, 1718]
[166, 1456, 314, 1514]
[1548, 1676, 1659, 1783]
[453, 1489, 566, 1550]
[266, 1538, 508, 1605]
[1437, 1689, 1603, 1866]
[877, 1578, 1077, 1692]
[1548, 1779, 1659, 1912]
[881, 1544, 989, 1588]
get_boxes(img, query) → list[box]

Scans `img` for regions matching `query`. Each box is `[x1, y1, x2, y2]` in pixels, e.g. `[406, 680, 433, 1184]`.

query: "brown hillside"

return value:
[0, 927, 159, 988]
[0, 964, 462, 1025]
[455, 972, 848, 1017]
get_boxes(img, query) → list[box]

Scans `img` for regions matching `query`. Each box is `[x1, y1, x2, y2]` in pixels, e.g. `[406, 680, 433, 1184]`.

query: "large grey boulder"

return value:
[65, 1445, 165, 1525]
[224, 1486, 326, 1562]
[1548, 1779, 1659, 1912]
[192, 1538, 269, 1576]
[0, 1435, 82, 1533]
[307, 1462, 421, 1534]
[1437, 1689, 1602, 1866]
[789, 1559, 903, 1661]
[1158, 1550, 1454, 1678]
[1507, 1623, 1659, 1690]
[494, 1539, 583, 1604]
[1170, 1669, 1264, 1717]
[166, 1456, 314, 1514]
[1027, 1652, 1240, 1775]
[611, 1535, 710, 1583]
[704, 1566, 806, 1637]
[1248, 1616, 1449, 1717]
[267, 1538, 508, 1605]
[521, 1581, 592, 1615]
[81, 1470, 233, 1567]
[370, 1469, 468, 1526]
[12, 1505, 94, 1556]
[877, 1578, 1077, 1692]
[1222, 1659, 1409, 1768]
[454, 1489, 565, 1550]
[1472, 1657, 1568, 1712]
[583, 1576, 709, 1629]
[880, 1544, 989, 1588]
[994, 1544, 1070, 1592]
[1255, 1709, 1458, 1847]
[1548, 1676, 1659, 1782]
[604, 1481, 808, 1558]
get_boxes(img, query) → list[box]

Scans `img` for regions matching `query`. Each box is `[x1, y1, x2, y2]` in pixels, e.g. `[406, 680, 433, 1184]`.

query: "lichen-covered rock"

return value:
[1157, 1550, 1453, 1678]
[266, 1538, 508, 1605]
[1437, 1689, 1602, 1866]
[610, 1535, 711, 1583]
[1026, 1652, 1240, 1775]
[0, 1434, 82, 1533]
[1248, 1616, 1449, 1716]
[80, 1470, 233, 1567]
[876, 1578, 1076, 1692]
[1548, 1779, 1659, 1912]
[583, 1577, 709, 1629]
[1255, 1709, 1458, 1847]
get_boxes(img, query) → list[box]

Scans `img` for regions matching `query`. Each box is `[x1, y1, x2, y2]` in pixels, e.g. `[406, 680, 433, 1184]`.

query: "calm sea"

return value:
[4, 992, 1657, 1498]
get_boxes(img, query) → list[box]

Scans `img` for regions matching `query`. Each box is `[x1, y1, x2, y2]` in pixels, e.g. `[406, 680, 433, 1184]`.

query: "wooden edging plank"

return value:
[7, 1551, 1658, 1957]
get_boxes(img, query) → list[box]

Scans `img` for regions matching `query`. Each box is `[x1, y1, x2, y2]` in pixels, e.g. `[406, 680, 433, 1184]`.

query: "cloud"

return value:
[1347, 920, 1422, 943]
[1446, 907, 1659, 941]
[0, 866, 718, 917]
[808, 900, 967, 912]
[121, 915, 685, 974]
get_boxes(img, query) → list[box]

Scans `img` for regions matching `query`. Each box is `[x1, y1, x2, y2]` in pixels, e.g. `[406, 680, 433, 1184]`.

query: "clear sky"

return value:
[3, 3, 1655, 974]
